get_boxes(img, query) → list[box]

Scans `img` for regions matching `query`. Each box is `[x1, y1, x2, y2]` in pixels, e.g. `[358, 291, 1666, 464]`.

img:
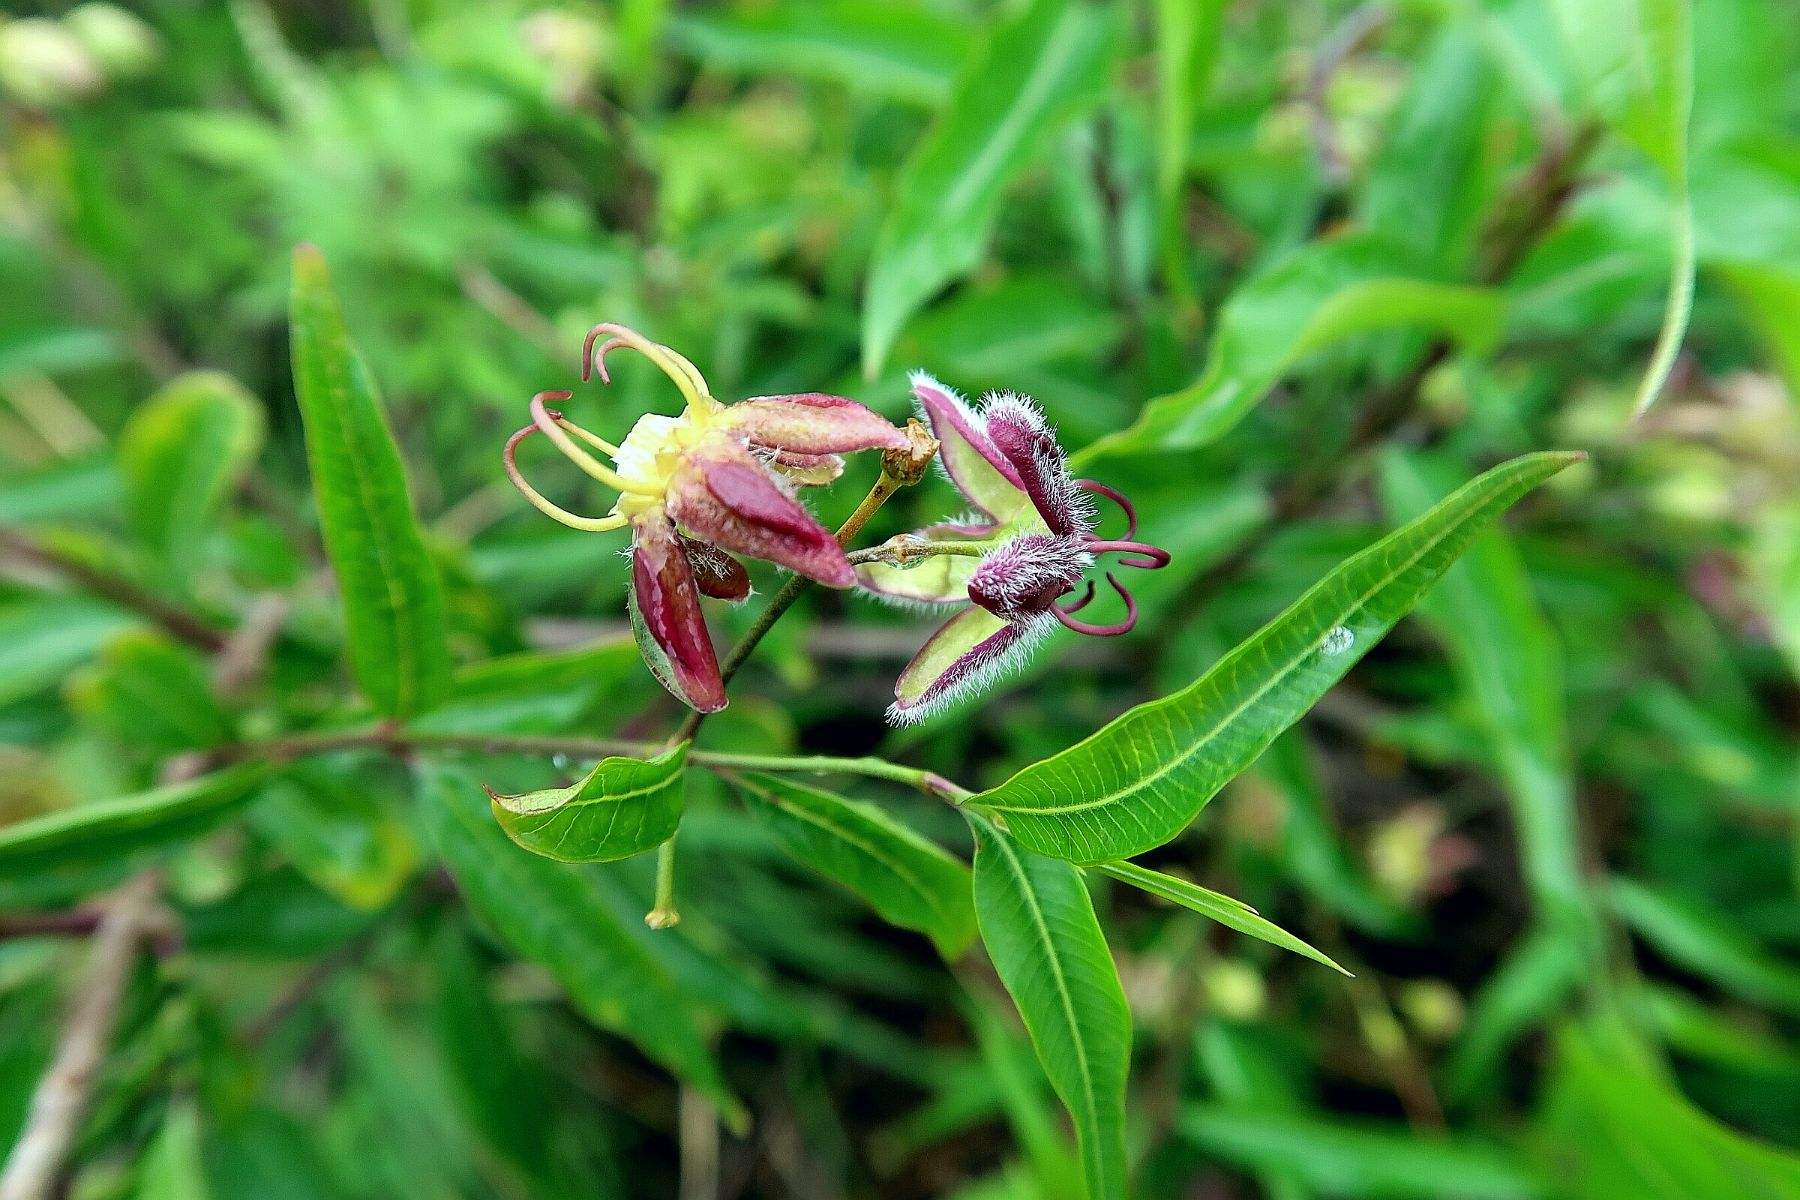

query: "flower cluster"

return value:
[501, 329, 1166, 724]
[859, 374, 1168, 723]
[503, 324, 906, 712]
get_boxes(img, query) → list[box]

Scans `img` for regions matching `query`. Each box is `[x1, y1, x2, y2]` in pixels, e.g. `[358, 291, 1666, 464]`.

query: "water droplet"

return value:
[1321, 625, 1354, 656]
[551, 753, 572, 772]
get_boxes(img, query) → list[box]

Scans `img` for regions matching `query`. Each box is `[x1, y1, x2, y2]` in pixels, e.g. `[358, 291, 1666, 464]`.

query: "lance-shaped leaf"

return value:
[117, 370, 265, 575]
[488, 744, 688, 864]
[861, 0, 1118, 376]
[0, 765, 266, 889]
[968, 812, 1129, 1200]
[971, 452, 1583, 862]
[417, 764, 743, 1126]
[1094, 860, 1348, 976]
[1077, 235, 1506, 463]
[730, 772, 975, 958]
[65, 631, 234, 755]
[290, 245, 450, 718]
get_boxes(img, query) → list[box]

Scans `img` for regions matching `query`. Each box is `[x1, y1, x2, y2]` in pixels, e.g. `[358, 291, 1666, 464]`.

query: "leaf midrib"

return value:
[984, 469, 1517, 820]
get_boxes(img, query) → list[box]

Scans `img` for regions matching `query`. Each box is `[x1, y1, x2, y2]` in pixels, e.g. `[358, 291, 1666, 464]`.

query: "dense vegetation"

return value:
[0, 1, 1796, 1197]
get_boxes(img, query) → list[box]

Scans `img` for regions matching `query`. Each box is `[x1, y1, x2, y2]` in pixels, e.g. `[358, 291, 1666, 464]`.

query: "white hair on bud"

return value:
[885, 613, 1055, 726]
[967, 534, 1092, 622]
[977, 391, 1095, 535]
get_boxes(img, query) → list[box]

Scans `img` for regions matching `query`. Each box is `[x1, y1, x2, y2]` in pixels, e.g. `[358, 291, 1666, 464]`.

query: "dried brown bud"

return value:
[881, 417, 938, 487]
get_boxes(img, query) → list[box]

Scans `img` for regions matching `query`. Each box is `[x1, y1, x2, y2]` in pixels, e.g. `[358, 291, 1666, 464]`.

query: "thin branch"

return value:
[0, 873, 162, 1200]
[1304, 5, 1392, 187]
[0, 526, 226, 653]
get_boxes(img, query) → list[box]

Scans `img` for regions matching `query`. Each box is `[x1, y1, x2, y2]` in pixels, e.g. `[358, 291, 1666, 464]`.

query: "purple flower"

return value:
[505, 323, 907, 713]
[860, 373, 1169, 724]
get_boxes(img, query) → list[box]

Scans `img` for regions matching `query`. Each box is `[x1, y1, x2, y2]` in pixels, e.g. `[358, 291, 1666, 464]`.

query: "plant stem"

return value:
[670, 427, 934, 746]
[647, 839, 680, 928]
[0, 525, 227, 653]
[219, 727, 969, 798]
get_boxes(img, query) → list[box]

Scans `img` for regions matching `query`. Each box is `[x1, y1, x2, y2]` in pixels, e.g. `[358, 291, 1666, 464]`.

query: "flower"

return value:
[859, 373, 1169, 724]
[504, 323, 907, 713]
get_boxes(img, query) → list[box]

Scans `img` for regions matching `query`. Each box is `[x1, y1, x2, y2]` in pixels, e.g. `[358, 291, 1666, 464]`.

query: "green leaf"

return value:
[289, 245, 450, 718]
[671, 1, 971, 106]
[487, 744, 687, 864]
[1607, 877, 1800, 1016]
[1093, 860, 1348, 976]
[1179, 1107, 1541, 1199]
[416, 764, 742, 1126]
[1078, 235, 1507, 462]
[65, 631, 234, 755]
[729, 771, 976, 958]
[0, 598, 135, 707]
[968, 812, 1129, 1200]
[0, 766, 265, 888]
[1548, 0, 1694, 415]
[249, 765, 416, 909]
[139, 1100, 210, 1200]
[1538, 1020, 1800, 1199]
[117, 370, 264, 574]
[861, 0, 1117, 376]
[972, 451, 1582, 862]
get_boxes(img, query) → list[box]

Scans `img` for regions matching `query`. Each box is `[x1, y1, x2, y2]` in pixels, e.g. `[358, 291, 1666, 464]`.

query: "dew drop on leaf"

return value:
[1320, 625, 1354, 656]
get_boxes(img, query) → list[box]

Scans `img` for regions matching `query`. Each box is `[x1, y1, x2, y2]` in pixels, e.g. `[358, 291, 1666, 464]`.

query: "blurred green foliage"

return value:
[0, 0, 1796, 1197]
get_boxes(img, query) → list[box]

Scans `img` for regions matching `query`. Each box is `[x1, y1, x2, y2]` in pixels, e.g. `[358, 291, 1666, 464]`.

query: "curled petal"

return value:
[667, 445, 854, 587]
[502, 422, 627, 533]
[581, 322, 718, 415]
[983, 393, 1092, 537]
[1060, 578, 1098, 613]
[1053, 572, 1138, 638]
[888, 606, 1050, 726]
[681, 536, 751, 602]
[965, 533, 1092, 624]
[1076, 479, 1137, 540]
[630, 512, 727, 712]
[910, 372, 1035, 525]
[727, 393, 908, 455]
[1085, 538, 1172, 570]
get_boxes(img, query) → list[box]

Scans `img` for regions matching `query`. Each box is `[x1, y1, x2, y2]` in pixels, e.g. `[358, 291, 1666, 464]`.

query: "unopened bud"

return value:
[881, 418, 938, 486]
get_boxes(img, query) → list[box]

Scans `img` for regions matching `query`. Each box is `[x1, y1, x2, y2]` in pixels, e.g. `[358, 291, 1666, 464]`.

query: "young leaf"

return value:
[729, 771, 976, 958]
[967, 812, 1129, 1200]
[973, 451, 1583, 862]
[487, 744, 687, 864]
[117, 370, 265, 575]
[0, 766, 266, 887]
[861, 0, 1117, 376]
[670, 1, 971, 107]
[1077, 235, 1506, 462]
[65, 631, 234, 755]
[289, 245, 450, 718]
[137, 1100, 209, 1200]
[416, 764, 743, 1127]
[1093, 860, 1349, 976]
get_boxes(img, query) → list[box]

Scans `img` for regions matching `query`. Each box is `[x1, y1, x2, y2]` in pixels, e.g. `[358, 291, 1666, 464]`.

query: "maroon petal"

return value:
[727, 393, 908, 455]
[667, 445, 854, 587]
[889, 606, 1045, 725]
[982, 394, 1091, 536]
[910, 373, 1034, 524]
[966, 533, 1092, 623]
[630, 512, 727, 713]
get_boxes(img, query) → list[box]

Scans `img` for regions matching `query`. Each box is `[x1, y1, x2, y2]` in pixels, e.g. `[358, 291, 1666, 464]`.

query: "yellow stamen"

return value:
[555, 416, 620, 459]
[531, 394, 661, 496]
[585, 322, 722, 416]
[503, 426, 629, 533]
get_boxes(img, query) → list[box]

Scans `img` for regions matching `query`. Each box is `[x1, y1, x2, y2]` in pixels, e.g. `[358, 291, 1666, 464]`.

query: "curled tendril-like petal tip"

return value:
[1076, 479, 1137, 540]
[1053, 572, 1137, 637]
[582, 328, 628, 383]
[1085, 538, 1171, 571]
[1060, 578, 1097, 614]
